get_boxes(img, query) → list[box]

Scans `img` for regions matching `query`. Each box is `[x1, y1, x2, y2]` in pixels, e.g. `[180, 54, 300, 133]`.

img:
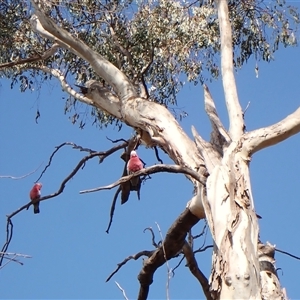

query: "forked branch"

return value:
[137, 209, 200, 300]
[0, 43, 59, 70]
[0, 140, 129, 267]
[30, 1, 137, 101]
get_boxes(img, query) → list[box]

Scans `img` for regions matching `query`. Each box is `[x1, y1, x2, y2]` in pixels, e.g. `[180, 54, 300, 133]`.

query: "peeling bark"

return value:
[259, 242, 285, 300]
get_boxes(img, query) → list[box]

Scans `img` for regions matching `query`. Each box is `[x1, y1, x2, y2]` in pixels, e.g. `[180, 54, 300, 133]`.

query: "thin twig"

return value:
[194, 245, 213, 254]
[36, 142, 100, 182]
[106, 186, 122, 234]
[183, 241, 212, 300]
[193, 221, 208, 239]
[106, 136, 128, 143]
[172, 255, 185, 274]
[275, 248, 300, 260]
[115, 281, 129, 300]
[243, 101, 251, 116]
[0, 252, 32, 270]
[154, 146, 163, 164]
[106, 250, 154, 282]
[0, 43, 59, 70]
[155, 222, 171, 300]
[0, 219, 13, 267]
[0, 254, 18, 269]
[0, 163, 43, 180]
[143, 227, 160, 248]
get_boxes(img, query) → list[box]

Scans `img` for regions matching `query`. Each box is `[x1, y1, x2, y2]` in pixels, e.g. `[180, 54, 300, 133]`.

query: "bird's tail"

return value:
[33, 203, 40, 214]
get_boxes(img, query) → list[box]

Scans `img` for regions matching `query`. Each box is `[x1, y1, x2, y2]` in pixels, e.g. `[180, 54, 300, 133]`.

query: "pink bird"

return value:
[29, 183, 42, 214]
[127, 150, 143, 187]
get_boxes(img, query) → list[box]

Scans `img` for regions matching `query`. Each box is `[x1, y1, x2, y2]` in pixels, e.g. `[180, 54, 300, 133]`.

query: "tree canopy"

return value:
[1, 0, 298, 123]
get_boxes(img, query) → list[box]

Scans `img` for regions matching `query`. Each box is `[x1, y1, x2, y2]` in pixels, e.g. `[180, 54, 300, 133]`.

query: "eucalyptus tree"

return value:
[0, 0, 299, 299]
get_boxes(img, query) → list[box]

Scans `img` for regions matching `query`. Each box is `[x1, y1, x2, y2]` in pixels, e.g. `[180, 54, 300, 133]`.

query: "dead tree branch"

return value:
[155, 222, 171, 300]
[0, 252, 32, 270]
[275, 248, 300, 261]
[106, 186, 122, 234]
[0, 43, 59, 70]
[115, 281, 130, 300]
[0, 140, 128, 267]
[0, 163, 43, 180]
[80, 164, 205, 194]
[106, 250, 154, 282]
[137, 208, 200, 300]
[143, 227, 160, 248]
[154, 146, 163, 164]
[0, 219, 13, 267]
[183, 241, 212, 300]
[20, 142, 127, 217]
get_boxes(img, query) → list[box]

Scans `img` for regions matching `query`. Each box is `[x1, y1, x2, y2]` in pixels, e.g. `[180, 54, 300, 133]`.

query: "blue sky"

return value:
[1, 11, 300, 300]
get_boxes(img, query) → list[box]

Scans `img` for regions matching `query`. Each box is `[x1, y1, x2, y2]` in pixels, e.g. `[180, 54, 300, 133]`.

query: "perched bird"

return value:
[127, 150, 143, 187]
[29, 183, 42, 214]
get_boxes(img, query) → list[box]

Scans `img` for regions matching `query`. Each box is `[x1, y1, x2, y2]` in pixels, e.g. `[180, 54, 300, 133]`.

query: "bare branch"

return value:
[137, 208, 200, 300]
[106, 186, 122, 234]
[259, 242, 283, 299]
[7, 141, 128, 219]
[194, 245, 213, 255]
[275, 247, 300, 260]
[36, 142, 100, 182]
[0, 220, 13, 267]
[155, 222, 171, 300]
[138, 46, 154, 99]
[0, 163, 43, 180]
[204, 84, 231, 145]
[192, 126, 220, 174]
[36, 66, 95, 106]
[154, 147, 163, 164]
[193, 221, 208, 240]
[216, 0, 244, 139]
[0, 252, 32, 270]
[183, 241, 212, 300]
[242, 107, 300, 158]
[106, 250, 154, 282]
[143, 227, 160, 248]
[172, 256, 185, 274]
[0, 43, 59, 70]
[30, 6, 137, 102]
[80, 164, 205, 194]
[109, 25, 133, 69]
[115, 281, 129, 300]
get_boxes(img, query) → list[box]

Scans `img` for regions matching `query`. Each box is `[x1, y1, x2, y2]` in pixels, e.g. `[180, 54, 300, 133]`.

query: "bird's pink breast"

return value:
[30, 187, 41, 200]
[128, 157, 142, 172]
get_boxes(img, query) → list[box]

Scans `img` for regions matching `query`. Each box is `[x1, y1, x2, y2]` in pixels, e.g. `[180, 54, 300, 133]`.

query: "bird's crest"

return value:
[130, 150, 137, 157]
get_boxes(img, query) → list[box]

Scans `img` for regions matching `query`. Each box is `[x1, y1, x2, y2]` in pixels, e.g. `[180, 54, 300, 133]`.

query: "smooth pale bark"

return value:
[242, 106, 300, 158]
[216, 0, 244, 140]
[30, 7, 137, 103]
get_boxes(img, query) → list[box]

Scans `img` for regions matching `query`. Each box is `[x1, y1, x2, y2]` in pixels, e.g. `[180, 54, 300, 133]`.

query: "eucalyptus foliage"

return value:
[0, 0, 298, 125]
